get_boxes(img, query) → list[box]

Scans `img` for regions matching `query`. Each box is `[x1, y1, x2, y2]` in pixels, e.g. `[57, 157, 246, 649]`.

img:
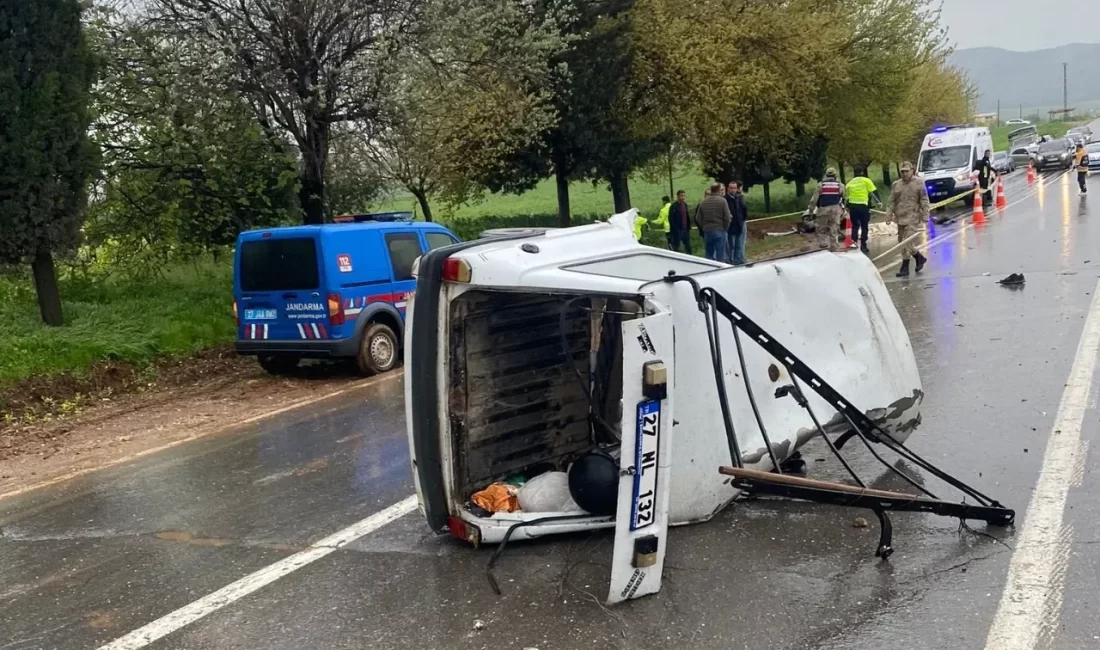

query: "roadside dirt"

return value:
[0, 349, 399, 497]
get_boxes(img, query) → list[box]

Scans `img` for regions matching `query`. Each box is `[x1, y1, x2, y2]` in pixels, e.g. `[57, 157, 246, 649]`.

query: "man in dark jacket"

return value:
[694, 183, 733, 261]
[667, 190, 692, 254]
[974, 149, 996, 206]
[725, 181, 748, 265]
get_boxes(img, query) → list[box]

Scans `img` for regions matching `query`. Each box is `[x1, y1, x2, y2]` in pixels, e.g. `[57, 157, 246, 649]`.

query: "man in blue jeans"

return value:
[725, 181, 748, 265]
[694, 182, 733, 262]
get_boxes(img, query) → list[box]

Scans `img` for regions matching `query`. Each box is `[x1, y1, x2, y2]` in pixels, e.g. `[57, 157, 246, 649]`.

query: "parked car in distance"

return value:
[992, 150, 1015, 173]
[1010, 146, 1035, 169]
[233, 213, 460, 376]
[1034, 138, 1073, 172]
[1066, 125, 1093, 145]
[1005, 118, 1031, 126]
[1087, 142, 1100, 172]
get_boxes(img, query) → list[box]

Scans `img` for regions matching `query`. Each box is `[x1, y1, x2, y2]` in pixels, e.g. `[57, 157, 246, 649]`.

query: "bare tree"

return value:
[151, 0, 424, 224]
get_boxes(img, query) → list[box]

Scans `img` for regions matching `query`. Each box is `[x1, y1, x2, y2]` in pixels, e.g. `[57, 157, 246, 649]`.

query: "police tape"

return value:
[870, 188, 976, 216]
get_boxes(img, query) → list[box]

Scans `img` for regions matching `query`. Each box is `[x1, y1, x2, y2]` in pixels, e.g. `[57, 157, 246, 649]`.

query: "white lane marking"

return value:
[0, 371, 402, 502]
[98, 496, 418, 650]
[982, 280, 1100, 650]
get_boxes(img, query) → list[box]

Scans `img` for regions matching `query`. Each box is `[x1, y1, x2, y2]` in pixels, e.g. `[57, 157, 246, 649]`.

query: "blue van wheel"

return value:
[357, 323, 398, 376]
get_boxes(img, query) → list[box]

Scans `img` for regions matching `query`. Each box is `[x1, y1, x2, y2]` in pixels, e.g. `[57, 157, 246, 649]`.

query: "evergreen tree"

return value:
[0, 0, 98, 326]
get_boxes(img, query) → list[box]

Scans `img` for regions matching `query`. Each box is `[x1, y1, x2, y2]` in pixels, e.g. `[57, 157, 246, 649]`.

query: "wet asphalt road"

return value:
[3, 160, 1100, 649]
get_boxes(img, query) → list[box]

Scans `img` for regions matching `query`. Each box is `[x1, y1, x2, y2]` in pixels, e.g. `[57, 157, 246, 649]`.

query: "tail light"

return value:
[327, 293, 345, 326]
[442, 257, 472, 283]
[233, 300, 238, 326]
[447, 515, 480, 546]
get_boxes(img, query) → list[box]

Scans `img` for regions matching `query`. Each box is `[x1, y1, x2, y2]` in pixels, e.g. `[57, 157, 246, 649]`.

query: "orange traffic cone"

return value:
[842, 215, 854, 248]
[995, 175, 1007, 208]
[972, 188, 986, 222]
[1026, 161, 1035, 184]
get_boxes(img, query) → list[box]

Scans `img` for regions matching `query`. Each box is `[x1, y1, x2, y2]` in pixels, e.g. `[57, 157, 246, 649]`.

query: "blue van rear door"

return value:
[381, 231, 424, 317]
[238, 233, 328, 341]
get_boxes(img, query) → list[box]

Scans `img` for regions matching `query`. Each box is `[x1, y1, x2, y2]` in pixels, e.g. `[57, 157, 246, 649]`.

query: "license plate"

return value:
[243, 309, 277, 320]
[631, 400, 661, 531]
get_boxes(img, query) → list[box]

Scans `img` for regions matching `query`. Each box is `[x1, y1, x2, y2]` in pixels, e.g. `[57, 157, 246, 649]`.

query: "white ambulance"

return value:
[917, 125, 994, 205]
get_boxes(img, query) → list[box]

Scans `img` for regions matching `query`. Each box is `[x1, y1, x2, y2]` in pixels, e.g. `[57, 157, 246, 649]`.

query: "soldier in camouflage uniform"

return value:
[886, 161, 930, 277]
[805, 167, 846, 251]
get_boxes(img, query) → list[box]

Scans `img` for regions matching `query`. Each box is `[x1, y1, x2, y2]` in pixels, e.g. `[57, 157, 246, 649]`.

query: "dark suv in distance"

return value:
[1034, 139, 1073, 172]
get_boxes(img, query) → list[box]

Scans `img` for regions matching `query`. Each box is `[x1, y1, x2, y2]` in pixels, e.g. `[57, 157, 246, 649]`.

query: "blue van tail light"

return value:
[327, 293, 345, 326]
[233, 300, 239, 326]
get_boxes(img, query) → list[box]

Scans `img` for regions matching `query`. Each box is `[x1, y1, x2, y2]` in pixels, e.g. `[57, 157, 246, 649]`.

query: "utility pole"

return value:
[1063, 62, 1069, 115]
[997, 99, 1001, 126]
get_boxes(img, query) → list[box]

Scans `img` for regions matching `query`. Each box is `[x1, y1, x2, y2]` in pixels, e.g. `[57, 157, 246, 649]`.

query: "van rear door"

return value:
[381, 230, 425, 317]
[237, 232, 327, 341]
[607, 310, 674, 604]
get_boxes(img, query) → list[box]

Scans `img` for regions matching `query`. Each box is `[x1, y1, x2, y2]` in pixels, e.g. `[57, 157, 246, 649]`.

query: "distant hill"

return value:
[950, 44, 1100, 113]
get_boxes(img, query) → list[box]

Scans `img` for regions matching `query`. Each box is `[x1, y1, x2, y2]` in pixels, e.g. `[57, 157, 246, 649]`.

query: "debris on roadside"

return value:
[853, 517, 869, 528]
[473, 619, 485, 631]
[998, 273, 1026, 286]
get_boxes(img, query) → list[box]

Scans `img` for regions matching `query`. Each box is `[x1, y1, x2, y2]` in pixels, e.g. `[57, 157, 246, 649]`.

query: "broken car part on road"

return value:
[404, 211, 1014, 605]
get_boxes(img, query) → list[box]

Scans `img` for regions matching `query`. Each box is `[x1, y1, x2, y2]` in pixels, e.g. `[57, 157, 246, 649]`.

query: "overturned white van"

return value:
[405, 212, 1013, 604]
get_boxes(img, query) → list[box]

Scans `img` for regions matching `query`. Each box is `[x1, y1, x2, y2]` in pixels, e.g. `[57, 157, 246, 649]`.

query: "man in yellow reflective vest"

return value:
[652, 196, 672, 246]
[1075, 143, 1089, 195]
[845, 166, 880, 254]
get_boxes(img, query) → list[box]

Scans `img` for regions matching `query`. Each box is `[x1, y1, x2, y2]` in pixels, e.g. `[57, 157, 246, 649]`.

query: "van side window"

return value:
[385, 232, 423, 281]
[425, 232, 458, 251]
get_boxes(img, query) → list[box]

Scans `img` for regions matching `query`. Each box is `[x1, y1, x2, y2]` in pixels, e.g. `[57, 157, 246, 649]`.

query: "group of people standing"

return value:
[802, 162, 929, 277]
[655, 182, 748, 265]
[651, 162, 934, 278]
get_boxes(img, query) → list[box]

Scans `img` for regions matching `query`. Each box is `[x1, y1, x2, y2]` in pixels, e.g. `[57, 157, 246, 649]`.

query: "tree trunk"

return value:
[667, 152, 675, 200]
[610, 171, 631, 213]
[554, 167, 571, 228]
[838, 162, 847, 184]
[552, 148, 571, 228]
[412, 188, 433, 223]
[882, 163, 892, 187]
[795, 179, 806, 197]
[32, 247, 63, 327]
[299, 121, 329, 225]
[762, 182, 772, 213]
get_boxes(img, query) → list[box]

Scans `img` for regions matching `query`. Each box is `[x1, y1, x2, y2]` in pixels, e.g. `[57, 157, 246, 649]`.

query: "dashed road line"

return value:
[97, 496, 419, 650]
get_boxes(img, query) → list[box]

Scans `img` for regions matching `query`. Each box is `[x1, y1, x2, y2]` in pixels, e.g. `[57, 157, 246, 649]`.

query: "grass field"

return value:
[376, 162, 817, 223]
[0, 264, 235, 387]
[991, 120, 1085, 151]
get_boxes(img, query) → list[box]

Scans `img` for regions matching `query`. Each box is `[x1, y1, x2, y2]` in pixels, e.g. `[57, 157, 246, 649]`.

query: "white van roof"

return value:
[921, 125, 990, 150]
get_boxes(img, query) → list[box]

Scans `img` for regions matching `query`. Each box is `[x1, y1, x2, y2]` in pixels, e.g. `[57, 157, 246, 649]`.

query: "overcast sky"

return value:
[940, 0, 1100, 51]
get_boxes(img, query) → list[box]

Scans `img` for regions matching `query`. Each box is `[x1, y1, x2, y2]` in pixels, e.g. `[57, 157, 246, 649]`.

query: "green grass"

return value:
[375, 162, 815, 223]
[991, 120, 1085, 152]
[0, 263, 235, 386]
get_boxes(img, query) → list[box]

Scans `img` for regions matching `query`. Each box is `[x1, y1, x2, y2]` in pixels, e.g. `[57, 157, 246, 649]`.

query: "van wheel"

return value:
[258, 355, 300, 375]
[357, 323, 398, 376]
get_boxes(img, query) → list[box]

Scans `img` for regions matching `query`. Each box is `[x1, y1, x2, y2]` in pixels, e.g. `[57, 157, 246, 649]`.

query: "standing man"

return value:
[887, 161, 930, 277]
[974, 149, 996, 206]
[805, 167, 846, 251]
[667, 190, 693, 254]
[725, 181, 749, 265]
[694, 182, 733, 262]
[845, 166, 879, 253]
[1075, 143, 1089, 195]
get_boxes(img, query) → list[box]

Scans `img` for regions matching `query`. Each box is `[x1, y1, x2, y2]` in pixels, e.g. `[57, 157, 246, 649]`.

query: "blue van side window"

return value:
[425, 232, 457, 251]
[385, 232, 421, 281]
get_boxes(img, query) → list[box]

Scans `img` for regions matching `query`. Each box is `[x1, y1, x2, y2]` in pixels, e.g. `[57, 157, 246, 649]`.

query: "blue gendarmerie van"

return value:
[233, 212, 459, 375]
